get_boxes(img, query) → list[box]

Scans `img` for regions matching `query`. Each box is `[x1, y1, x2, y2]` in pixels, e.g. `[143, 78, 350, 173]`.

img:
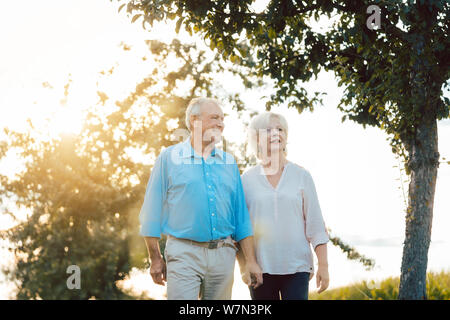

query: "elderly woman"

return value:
[238, 111, 330, 300]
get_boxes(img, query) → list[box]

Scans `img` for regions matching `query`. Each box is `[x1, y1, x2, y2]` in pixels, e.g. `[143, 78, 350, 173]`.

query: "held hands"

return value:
[244, 261, 263, 289]
[316, 264, 329, 294]
[235, 237, 263, 289]
[150, 256, 167, 286]
[241, 270, 251, 286]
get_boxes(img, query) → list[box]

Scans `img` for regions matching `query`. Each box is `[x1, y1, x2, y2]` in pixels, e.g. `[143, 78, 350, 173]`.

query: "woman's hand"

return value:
[316, 264, 329, 293]
[313, 243, 329, 293]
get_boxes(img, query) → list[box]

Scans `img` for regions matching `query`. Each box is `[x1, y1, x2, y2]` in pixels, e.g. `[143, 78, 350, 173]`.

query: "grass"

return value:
[309, 270, 450, 300]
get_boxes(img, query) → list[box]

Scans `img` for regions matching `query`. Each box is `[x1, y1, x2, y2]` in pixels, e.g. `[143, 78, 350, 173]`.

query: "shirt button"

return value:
[206, 172, 209, 176]
[212, 213, 215, 216]
[213, 228, 216, 231]
[208, 185, 211, 188]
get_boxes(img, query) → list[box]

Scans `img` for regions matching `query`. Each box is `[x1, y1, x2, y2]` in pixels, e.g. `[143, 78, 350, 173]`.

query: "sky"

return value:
[0, 0, 449, 299]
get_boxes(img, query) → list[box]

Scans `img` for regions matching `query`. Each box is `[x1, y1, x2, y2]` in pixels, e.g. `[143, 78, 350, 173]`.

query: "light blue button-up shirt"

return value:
[139, 137, 253, 242]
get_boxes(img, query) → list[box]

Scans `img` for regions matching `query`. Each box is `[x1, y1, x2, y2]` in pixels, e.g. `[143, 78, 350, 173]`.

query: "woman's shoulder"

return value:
[241, 164, 261, 179]
[287, 161, 312, 179]
[287, 161, 306, 173]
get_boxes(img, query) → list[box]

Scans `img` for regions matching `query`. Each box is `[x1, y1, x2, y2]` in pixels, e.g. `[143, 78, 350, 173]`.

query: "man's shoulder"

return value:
[156, 144, 173, 158]
[159, 139, 188, 157]
[216, 148, 238, 165]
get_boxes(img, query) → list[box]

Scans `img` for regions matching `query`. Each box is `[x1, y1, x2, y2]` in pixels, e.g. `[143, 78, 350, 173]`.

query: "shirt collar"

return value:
[180, 137, 224, 160]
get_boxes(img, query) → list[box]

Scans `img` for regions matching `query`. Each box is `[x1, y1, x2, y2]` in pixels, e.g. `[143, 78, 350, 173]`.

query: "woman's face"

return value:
[258, 117, 287, 156]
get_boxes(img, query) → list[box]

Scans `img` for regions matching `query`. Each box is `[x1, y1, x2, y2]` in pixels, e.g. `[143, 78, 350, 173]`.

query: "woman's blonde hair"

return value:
[248, 111, 289, 159]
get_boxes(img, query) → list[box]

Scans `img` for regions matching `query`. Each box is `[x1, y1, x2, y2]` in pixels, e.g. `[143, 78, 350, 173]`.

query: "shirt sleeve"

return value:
[139, 151, 167, 238]
[233, 164, 253, 242]
[302, 170, 329, 249]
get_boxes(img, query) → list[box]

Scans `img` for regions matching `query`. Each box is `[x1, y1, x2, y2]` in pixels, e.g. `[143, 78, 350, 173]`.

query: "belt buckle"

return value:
[208, 241, 219, 249]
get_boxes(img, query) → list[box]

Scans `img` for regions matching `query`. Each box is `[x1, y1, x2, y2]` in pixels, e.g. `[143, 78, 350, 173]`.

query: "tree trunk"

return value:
[398, 116, 439, 299]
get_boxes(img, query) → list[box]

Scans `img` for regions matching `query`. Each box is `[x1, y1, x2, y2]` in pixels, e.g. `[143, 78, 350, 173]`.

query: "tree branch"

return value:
[383, 18, 408, 43]
[211, 3, 322, 20]
[331, 3, 359, 15]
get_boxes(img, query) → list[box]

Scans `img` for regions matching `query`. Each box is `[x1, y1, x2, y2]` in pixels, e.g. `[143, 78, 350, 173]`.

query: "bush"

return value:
[310, 270, 450, 300]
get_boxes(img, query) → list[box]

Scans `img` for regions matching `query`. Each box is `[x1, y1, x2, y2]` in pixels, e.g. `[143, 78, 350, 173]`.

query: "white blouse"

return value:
[241, 161, 329, 275]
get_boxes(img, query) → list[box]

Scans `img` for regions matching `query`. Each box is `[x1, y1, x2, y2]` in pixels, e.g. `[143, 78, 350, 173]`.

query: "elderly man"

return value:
[139, 97, 263, 300]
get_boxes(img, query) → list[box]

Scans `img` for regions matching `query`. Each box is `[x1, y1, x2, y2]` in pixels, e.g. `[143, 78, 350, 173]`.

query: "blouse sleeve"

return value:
[302, 170, 329, 249]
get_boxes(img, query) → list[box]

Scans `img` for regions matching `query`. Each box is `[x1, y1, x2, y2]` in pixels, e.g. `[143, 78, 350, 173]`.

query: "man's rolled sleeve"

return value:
[303, 171, 329, 250]
[233, 164, 253, 242]
[139, 151, 167, 238]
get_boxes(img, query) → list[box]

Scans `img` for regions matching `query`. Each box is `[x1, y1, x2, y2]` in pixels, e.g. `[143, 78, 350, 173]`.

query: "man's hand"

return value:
[238, 236, 263, 288]
[316, 264, 329, 294]
[144, 237, 167, 286]
[246, 261, 263, 289]
[241, 270, 251, 286]
[150, 256, 166, 286]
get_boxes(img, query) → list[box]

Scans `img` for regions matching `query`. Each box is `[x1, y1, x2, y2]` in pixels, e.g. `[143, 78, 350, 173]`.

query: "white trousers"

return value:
[165, 236, 237, 300]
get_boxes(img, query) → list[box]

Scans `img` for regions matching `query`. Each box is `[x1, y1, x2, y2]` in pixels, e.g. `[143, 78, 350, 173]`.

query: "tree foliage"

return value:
[119, 0, 449, 163]
[329, 231, 375, 270]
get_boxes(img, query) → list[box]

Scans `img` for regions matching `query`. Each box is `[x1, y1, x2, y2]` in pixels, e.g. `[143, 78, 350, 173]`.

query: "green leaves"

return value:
[131, 14, 142, 23]
[267, 27, 276, 40]
[118, 3, 126, 13]
[175, 17, 183, 33]
[329, 231, 376, 271]
[229, 54, 240, 64]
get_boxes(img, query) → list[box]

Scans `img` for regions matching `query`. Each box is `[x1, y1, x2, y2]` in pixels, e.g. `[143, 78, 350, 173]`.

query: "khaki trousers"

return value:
[164, 236, 237, 300]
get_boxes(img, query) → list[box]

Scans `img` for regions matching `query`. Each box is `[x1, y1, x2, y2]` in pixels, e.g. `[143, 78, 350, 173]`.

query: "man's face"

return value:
[191, 102, 224, 144]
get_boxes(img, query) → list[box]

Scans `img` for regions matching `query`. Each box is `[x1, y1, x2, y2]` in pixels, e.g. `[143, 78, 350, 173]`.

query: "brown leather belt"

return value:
[168, 235, 237, 250]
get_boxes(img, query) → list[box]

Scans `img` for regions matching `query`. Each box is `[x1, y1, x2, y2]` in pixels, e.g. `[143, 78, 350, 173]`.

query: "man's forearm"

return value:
[144, 236, 163, 261]
[314, 243, 328, 267]
[236, 243, 247, 272]
[238, 236, 263, 287]
[238, 236, 257, 264]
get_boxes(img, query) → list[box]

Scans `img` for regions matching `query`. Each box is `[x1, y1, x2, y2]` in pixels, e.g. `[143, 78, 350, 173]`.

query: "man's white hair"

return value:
[185, 97, 222, 131]
[248, 111, 289, 158]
